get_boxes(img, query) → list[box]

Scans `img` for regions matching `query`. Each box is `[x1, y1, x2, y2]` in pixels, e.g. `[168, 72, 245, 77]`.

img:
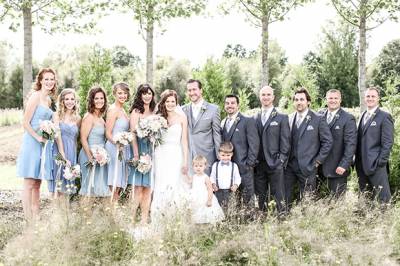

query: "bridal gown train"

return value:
[151, 123, 190, 224]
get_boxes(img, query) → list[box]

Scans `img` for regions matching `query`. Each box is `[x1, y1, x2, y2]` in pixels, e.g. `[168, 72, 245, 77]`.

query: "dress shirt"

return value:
[210, 161, 241, 189]
[191, 99, 204, 120]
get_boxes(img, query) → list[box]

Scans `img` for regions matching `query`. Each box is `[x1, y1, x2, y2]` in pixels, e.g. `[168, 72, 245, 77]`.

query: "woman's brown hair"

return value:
[34, 68, 57, 97]
[157, 89, 178, 120]
[87, 86, 107, 115]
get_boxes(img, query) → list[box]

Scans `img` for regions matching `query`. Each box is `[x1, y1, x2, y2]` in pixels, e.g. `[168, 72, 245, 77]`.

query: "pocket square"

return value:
[270, 121, 279, 126]
[306, 125, 314, 131]
[371, 121, 377, 126]
[335, 125, 340, 130]
[235, 128, 239, 132]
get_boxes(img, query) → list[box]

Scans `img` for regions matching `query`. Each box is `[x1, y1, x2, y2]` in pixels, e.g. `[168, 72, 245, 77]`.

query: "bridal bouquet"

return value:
[53, 153, 80, 193]
[39, 120, 59, 142]
[113, 131, 134, 161]
[128, 154, 152, 174]
[136, 115, 168, 146]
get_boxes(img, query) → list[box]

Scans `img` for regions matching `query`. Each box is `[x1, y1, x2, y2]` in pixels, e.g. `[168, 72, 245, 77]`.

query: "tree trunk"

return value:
[23, 5, 32, 108]
[358, 15, 367, 112]
[261, 13, 269, 87]
[146, 20, 154, 86]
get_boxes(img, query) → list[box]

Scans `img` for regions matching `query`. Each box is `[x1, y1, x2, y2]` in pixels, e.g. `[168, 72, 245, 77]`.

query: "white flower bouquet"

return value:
[39, 120, 59, 142]
[112, 131, 134, 161]
[135, 115, 168, 146]
[128, 154, 152, 174]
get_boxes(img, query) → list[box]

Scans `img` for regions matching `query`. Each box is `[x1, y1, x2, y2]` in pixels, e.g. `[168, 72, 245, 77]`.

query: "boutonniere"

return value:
[335, 114, 340, 119]
[305, 115, 311, 122]
[235, 116, 240, 123]
[201, 106, 207, 113]
[271, 110, 277, 118]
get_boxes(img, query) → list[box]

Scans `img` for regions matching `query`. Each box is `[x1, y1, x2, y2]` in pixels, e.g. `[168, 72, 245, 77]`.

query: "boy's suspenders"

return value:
[215, 161, 234, 189]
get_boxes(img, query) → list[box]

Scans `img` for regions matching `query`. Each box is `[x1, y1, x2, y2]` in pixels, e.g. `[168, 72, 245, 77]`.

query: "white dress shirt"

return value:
[210, 161, 241, 189]
[191, 99, 204, 120]
[326, 108, 339, 124]
[261, 106, 274, 125]
[296, 109, 309, 127]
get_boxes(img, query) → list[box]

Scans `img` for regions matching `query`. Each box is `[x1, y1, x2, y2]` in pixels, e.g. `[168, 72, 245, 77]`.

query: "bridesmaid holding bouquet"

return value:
[16, 68, 57, 220]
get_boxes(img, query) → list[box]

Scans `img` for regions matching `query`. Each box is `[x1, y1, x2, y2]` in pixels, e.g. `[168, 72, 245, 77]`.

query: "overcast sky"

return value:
[1, 0, 399, 67]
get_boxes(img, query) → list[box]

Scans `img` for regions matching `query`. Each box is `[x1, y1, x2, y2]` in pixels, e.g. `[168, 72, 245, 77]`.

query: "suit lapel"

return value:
[193, 101, 207, 128]
[362, 108, 379, 135]
[226, 113, 241, 141]
[299, 110, 311, 138]
[262, 108, 276, 134]
[329, 108, 341, 129]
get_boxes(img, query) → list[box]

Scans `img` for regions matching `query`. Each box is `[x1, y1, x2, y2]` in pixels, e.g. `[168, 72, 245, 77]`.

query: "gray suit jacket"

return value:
[221, 113, 259, 173]
[255, 108, 291, 170]
[320, 108, 357, 178]
[288, 109, 333, 176]
[182, 101, 221, 168]
[355, 108, 394, 176]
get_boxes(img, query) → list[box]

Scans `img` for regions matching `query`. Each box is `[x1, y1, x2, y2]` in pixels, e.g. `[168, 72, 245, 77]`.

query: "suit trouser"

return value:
[325, 176, 347, 197]
[237, 167, 255, 208]
[254, 161, 285, 213]
[357, 165, 391, 203]
[215, 189, 231, 212]
[284, 159, 317, 205]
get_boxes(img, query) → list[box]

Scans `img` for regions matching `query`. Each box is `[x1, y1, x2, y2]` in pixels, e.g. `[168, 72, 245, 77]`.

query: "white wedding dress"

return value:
[151, 123, 190, 224]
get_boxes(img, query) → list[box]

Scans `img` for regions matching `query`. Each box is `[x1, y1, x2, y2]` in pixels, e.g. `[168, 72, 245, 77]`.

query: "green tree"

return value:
[371, 39, 400, 90]
[0, 0, 109, 106]
[331, 0, 400, 111]
[78, 45, 113, 116]
[223, 0, 309, 86]
[193, 58, 231, 116]
[303, 20, 359, 107]
[111, 46, 141, 68]
[279, 64, 320, 112]
[119, 0, 206, 86]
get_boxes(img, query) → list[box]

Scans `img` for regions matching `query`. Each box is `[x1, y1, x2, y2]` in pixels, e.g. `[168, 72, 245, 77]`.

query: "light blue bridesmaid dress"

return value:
[48, 122, 79, 194]
[105, 117, 131, 189]
[78, 124, 110, 197]
[17, 105, 54, 180]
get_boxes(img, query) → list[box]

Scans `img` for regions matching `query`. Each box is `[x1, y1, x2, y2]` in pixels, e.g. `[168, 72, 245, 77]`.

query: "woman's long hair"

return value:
[57, 88, 80, 121]
[87, 86, 107, 115]
[129, 84, 156, 114]
[157, 89, 178, 120]
[34, 68, 57, 98]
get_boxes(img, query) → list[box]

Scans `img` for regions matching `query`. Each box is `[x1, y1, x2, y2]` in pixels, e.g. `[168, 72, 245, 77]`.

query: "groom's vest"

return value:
[215, 161, 235, 189]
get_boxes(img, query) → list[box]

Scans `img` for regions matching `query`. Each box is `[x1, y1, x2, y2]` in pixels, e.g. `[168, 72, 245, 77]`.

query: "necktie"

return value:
[363, 112, 371, 126]
[226, 117, 233, 132]
[261, 110, 268, 126]
[296, 114, 303, 128]
[327, 112, 333, 124]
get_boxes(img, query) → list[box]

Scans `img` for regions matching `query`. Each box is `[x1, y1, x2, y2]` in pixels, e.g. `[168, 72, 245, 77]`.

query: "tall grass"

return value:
[0, 109, 22, 127]
[2, 192, 400, 265]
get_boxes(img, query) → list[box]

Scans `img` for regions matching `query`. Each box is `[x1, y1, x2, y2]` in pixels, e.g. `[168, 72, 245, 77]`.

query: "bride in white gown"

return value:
[151, 89, 190, 224]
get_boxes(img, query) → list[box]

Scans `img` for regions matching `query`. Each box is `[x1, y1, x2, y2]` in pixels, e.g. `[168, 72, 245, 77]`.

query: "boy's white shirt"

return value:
[210, 161, 241, 189]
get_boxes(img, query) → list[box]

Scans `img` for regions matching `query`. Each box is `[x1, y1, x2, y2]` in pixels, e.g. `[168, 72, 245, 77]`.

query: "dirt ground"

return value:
[0, 124, 23, 164]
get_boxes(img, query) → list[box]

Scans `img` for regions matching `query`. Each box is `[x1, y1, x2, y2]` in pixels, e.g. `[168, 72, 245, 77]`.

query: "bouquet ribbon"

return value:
[39, 140, 49, 180]
[88, 163, 96, 196]
[111, 147, 120, 202]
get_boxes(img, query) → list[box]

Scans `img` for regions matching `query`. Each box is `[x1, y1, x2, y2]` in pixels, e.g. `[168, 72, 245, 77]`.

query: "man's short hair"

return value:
[225, 94, 240, 104]
[293, 87, 312, 102]
[326, 89, 342, 96]
[219, 141, 234, 153]
[366, 86, 381, 97]
[187, 79, 202, 90]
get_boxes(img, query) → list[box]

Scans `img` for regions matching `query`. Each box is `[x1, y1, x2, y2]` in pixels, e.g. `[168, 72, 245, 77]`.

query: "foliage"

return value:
[381, 76, 400, 193]
[193, 58, 232, 117]
[303, 20, 359, 107]
[3, 193, 400, 264]
[154, 57, 191, 103]
[223, 44, 256, 59]
[0, 109, 22, 127]
[118, 0, 207, 84]
[77, 45, 113, 116]
[223, 0, 309, 85]
[111, 46, 141, 68]
[279, 64, 321, 112]
[371, 39, 400, 90]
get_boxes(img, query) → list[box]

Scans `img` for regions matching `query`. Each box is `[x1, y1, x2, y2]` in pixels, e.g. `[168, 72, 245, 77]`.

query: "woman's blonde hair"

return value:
[57, 88, 80, 121]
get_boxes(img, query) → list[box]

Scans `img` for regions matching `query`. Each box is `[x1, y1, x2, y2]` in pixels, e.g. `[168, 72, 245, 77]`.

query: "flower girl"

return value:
[188, 155, 224, 224]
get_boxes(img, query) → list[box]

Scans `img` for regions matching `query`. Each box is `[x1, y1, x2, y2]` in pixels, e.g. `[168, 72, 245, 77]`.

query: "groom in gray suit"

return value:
[285, 88, 333, 204]
[182, 79, 222, 175]
[356, 87, 394, 203]
[222, 94, 259, 207]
